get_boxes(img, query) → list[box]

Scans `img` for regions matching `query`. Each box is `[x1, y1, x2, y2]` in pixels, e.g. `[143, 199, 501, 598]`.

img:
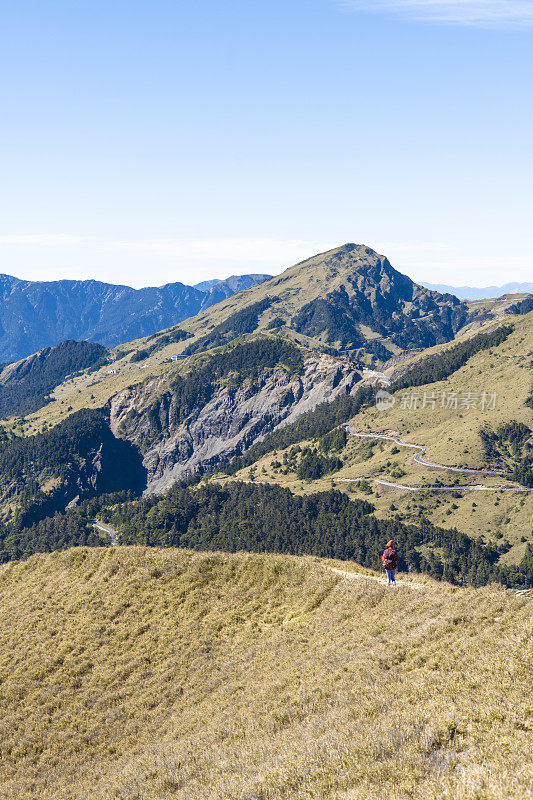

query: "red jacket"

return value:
[382, 547, 398, 570]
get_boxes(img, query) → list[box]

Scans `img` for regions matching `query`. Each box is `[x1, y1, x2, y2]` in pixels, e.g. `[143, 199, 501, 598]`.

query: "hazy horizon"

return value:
[1, 243, 531, 293]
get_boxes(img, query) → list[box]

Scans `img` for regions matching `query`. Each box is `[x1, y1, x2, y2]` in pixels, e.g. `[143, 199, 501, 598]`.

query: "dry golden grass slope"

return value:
[0, 547, 531, 800]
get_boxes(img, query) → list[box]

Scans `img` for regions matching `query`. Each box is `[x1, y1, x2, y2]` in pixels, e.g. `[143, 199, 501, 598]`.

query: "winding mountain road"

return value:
[92, 520, 119, 545]
[346, 427, 511, 476]
[343, 427, 528, 493]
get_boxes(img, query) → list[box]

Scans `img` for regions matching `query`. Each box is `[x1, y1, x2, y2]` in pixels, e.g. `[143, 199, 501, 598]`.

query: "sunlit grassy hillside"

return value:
[354, 311, 532, 466]
[0, 547, 531, 799]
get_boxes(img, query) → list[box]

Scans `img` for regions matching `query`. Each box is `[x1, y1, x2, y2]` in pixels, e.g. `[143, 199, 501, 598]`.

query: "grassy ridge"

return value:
[0, 547, 530, 799]
[101, 481, 532, 587]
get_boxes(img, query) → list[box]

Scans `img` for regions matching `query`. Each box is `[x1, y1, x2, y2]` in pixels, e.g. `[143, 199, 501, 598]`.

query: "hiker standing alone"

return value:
[382, 540, 398, 585]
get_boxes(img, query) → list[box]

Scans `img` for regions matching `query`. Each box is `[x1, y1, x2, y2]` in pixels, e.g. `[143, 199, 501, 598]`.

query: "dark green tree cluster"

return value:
[480, 421, 533, 487]
[130, 348, 152, 362]
[266, 316, 285, 330]
[291, 289, 366, 348]
[0, 340, 108, 419]
[504, 543, 533, 588]
[225, 385, 372, 474]
[151, 327, 191, 347]
[505, 296, 533, 316]
[184, 298, 273, 355]
[291, 290, 393, 361]
[0, 409, 111, 482]
[98, 481, 531, 587]
[0, 491, 135, 563]
[296, 447, 342, 480]
[318, 426, 347, 453]
[131, 328, 191, 361]
[144, 326, 191, 345]
[269, 444, 301, 474]
[0, 510, 100, 563]
[393, 325, 513, 391]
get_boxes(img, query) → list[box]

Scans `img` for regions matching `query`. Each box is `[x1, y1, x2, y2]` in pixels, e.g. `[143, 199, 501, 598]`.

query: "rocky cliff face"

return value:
[110, 354, 361, 494]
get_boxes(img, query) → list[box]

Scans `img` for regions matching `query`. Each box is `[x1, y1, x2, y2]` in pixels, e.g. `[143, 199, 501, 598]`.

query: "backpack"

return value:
[382, 548, 396, 569]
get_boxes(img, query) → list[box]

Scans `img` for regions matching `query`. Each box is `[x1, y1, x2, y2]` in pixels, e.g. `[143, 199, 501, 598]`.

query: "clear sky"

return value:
[0, 0, 531, 288]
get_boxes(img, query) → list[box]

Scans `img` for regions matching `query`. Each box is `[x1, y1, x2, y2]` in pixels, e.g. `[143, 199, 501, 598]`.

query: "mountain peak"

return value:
[282, 243, 403, 291]
[293, 242, 382, 269]
[328, 242, 379, 256]
[178, 243, 471, 363]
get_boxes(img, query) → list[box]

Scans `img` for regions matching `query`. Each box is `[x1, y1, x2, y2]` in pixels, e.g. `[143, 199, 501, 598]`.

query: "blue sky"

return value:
[0, 0, 531, 287]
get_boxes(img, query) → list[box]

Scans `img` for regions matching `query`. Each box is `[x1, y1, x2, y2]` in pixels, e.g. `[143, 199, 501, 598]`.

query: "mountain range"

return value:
[420, 280, 533, 300]
[0, 232, 530, 795]
[0, 272, 270, 362]
[2, 243, 530, 549]
[2, 253, 531, 364]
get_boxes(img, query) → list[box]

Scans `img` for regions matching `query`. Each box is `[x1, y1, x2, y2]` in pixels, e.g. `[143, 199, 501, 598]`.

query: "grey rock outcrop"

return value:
[110, 354, 361, 494]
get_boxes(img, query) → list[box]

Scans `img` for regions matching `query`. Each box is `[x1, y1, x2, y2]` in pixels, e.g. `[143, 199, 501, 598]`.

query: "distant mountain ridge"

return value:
[0, 339, 108, 419]
[421, 280, 533, 300]
[195, 274, 271, 294]
[0, 272, 269, 361]
[197, 274, 271, 307]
